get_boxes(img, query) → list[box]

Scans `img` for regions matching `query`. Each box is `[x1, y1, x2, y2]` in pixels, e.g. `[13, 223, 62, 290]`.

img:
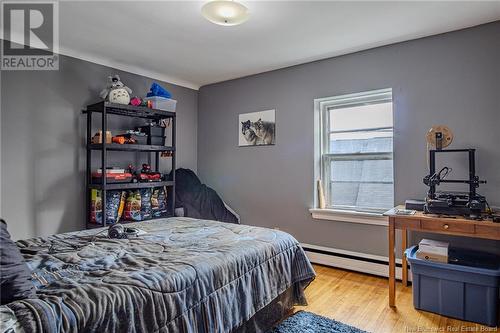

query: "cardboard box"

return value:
[419, 238, 449, 256]
[416, 249, 448, 263]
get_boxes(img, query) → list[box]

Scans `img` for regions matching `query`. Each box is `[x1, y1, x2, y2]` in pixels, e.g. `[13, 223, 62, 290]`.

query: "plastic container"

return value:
[148, 136, 165, 146]
[137, 125, 165, 137]
[144, 96, 177, 112]
[406, 246, 500, 326]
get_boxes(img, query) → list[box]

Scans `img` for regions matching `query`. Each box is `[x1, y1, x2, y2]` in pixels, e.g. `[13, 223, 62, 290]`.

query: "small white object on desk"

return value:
[395, 208, 416, 215]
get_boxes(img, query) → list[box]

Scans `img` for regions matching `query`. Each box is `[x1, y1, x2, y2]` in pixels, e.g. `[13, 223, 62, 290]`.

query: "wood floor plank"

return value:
[296, 264, 497, 333]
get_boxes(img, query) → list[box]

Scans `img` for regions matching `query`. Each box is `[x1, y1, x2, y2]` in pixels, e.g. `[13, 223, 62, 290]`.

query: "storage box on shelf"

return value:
[143, 96, 177, 112]
[83, 101, 176, 228]
[137, 124, 166, 145]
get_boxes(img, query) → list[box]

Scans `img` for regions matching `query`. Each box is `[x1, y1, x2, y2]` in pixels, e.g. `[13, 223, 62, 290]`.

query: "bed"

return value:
[1, 217, 316, 332]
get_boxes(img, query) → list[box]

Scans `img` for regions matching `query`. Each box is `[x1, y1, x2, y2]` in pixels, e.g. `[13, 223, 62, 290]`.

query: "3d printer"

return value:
[423, 149, 487, 218]
[422, 126, 488, 218]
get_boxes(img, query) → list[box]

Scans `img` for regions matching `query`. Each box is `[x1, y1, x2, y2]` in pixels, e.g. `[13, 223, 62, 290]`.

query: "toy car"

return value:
[128, 164, 163, 182]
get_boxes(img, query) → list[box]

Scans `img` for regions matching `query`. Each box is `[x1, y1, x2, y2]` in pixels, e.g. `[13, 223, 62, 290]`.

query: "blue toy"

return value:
[147, 83, 172, 99]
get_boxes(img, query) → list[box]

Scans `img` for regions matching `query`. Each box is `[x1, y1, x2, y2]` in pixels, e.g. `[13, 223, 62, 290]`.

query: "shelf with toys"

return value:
[84, 101, 176, 120]
[84, 76, 177, 229]
[87, 143, 175, 152]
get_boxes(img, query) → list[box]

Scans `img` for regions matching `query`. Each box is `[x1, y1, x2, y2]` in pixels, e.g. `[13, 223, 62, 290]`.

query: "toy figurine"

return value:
[99, 75, 132, 105]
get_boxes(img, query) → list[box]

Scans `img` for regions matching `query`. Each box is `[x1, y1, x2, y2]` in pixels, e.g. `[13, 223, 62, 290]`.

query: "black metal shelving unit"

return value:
[84, 101, 176, 229]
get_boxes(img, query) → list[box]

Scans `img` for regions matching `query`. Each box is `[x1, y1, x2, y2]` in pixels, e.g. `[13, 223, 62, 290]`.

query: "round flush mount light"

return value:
[202, 0, 249, 26]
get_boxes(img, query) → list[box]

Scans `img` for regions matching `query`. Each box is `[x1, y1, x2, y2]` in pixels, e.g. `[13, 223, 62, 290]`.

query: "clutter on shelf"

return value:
[91, 164, 167, 184]
[144, 82, 176, 112]
[128, 164, 164, 182]
[137, 123, 166, 145]
[129, 96, 152, 108]
[112, 130, 147, 145]
[91, 130, 112, 144]
[85, 98, 176, 228]
[90, 189, 125, 224]
[90, 186, 168, 224]
[91, 124, 171, 147]
[98, 77, 177, 111]
[91, 169, 133, 184]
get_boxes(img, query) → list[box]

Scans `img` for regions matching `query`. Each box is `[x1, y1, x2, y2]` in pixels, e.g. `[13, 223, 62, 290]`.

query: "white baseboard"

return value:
[301, 243, 410, 281]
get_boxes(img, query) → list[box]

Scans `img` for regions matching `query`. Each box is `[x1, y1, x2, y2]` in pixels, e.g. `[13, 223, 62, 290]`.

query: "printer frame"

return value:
[423, 149, 487, 218]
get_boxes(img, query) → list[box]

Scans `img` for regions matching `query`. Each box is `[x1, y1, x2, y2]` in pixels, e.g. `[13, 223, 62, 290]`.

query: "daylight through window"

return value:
[317, 89, 394, 213]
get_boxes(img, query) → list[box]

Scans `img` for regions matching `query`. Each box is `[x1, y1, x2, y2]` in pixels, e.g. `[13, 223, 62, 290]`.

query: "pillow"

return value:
[0, 219, 36, 305]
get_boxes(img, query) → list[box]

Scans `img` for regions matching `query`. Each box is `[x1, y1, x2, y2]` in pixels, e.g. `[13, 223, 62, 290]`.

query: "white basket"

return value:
[144, 96, 177, 112]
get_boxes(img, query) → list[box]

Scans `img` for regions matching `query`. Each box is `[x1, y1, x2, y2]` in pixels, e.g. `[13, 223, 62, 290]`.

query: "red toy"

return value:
[128, 164, 162, 182]
[129, 97, 142, 106]
[91, 171, 133, 184]
[137, 164, 162, 182]
[112, 135, 136, 144]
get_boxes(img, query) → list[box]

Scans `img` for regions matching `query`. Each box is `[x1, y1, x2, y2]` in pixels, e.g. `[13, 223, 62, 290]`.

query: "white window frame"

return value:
[312, 88, 394, 224]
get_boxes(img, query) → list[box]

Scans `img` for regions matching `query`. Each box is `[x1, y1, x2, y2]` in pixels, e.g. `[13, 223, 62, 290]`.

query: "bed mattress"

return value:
[4, 218, 315, 333]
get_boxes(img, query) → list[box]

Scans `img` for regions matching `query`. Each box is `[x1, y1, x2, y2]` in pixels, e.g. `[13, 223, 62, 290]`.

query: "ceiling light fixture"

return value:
[202, 0, 249, 26]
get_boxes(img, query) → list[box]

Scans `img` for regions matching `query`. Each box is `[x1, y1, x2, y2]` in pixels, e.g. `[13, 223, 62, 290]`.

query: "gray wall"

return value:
[198, 22, 500, 257]
[1, 54, 198, 240]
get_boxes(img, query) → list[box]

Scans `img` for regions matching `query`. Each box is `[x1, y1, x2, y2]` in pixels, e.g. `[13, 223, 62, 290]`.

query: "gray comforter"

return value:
[5, 218, 315, 333]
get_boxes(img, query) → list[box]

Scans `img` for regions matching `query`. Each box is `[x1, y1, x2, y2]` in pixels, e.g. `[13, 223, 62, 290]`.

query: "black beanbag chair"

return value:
[173, 169, 239, 224]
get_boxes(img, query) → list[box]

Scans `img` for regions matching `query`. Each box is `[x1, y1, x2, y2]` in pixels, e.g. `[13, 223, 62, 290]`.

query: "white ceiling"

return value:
[57, 1, 500, 90]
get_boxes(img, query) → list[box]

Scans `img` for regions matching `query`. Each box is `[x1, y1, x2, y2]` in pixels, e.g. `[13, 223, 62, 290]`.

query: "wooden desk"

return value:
[384, 206, 500, 307]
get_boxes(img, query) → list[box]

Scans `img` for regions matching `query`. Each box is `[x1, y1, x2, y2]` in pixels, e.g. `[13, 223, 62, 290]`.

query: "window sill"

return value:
[309, 208, 388, 226]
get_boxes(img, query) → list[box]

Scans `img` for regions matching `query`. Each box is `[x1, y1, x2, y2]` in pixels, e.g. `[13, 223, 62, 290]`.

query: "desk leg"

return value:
[402, 228, 408, 287]
[388, 218, 396, 307]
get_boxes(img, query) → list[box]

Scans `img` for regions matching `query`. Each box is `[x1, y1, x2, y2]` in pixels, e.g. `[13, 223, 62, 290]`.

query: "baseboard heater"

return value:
[301, 243, 408, 281]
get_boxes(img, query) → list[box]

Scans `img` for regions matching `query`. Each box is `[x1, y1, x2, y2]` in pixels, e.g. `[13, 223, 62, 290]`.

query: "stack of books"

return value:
[417, 239, 449, 263]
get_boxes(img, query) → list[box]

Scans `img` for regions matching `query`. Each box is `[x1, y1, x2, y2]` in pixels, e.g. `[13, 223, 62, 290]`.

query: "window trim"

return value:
[313, 88, 394, 218]
[309, 208, 388, 226]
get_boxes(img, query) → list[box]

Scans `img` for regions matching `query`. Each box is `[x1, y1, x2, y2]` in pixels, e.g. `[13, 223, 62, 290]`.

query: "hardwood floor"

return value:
[295, 264, 497, 333]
